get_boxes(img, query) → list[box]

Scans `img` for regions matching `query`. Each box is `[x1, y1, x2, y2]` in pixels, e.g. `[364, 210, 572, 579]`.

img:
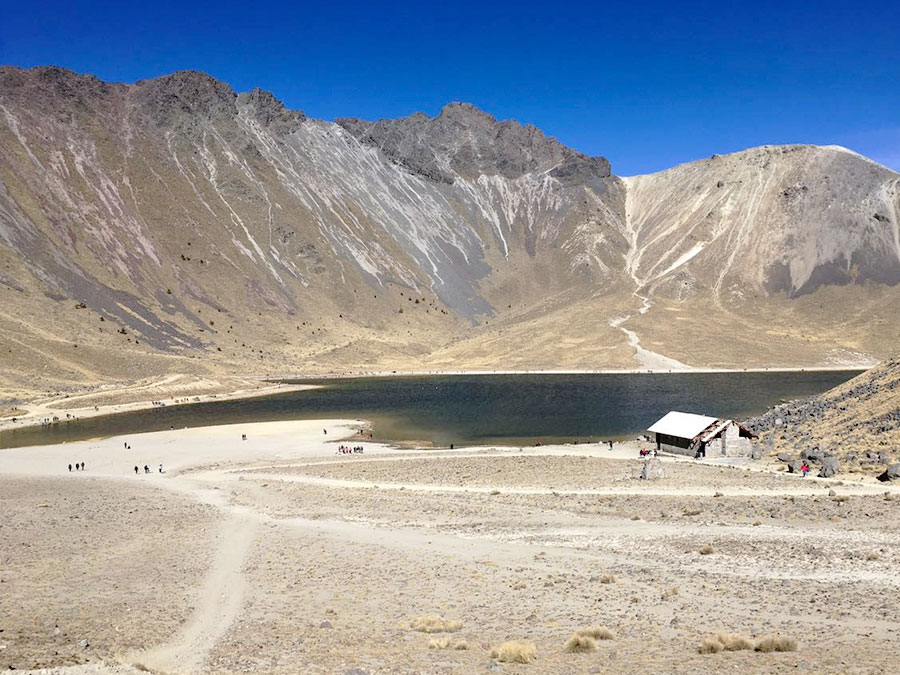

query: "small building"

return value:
[647, 411, 757, 458]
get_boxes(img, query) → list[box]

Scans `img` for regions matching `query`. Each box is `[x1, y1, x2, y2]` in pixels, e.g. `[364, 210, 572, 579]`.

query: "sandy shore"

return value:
[0, 379, 317, 434]
[3, 420, 899, 674]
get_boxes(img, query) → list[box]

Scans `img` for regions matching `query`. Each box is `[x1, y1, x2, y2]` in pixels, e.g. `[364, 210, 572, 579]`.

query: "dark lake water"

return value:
[0, 371, 860, 450]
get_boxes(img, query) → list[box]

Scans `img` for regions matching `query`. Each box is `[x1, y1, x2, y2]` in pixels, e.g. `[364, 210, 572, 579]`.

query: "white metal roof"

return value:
[647, 411, 718, 440]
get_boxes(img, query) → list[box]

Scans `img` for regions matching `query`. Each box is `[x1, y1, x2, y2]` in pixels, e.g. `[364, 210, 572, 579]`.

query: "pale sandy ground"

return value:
[0, 377, 316, 433]
[2, 420, 900, 674]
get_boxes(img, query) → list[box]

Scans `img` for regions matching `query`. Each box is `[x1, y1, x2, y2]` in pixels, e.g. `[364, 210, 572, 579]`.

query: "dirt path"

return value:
[128, 514, 257, 674]
[214, 469, 893, 497]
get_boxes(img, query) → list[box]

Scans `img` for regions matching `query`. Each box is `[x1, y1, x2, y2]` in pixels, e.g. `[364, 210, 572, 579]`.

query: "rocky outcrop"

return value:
[818, 456, 840, 478]
[748, 358, 900, 467]
[877, 464, 900, 482]
[337, 103, 611, 186]
[640, 458, 665, 480]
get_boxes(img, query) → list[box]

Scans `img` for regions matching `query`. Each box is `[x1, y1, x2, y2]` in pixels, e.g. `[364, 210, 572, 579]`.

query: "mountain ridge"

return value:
[1, 66, 898, 399]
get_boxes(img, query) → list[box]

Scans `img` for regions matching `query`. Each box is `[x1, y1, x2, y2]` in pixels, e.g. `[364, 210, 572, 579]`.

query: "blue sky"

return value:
[1, 0, 898, 175]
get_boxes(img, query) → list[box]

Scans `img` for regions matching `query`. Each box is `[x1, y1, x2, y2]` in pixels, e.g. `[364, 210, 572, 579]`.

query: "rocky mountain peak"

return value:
[0, 65, 116, 115]
[133, 70, 237, 129]
[237, 88, 306, 135]
[338, 103, 611, 185]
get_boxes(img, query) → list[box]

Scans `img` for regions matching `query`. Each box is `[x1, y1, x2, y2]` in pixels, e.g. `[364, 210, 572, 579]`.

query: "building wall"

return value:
[722, 423, 753, 457]
[655, 432, 695, 456]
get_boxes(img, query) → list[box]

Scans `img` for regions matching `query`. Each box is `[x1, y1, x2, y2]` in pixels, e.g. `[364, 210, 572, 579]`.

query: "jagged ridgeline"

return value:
[1, 66, 899, 394]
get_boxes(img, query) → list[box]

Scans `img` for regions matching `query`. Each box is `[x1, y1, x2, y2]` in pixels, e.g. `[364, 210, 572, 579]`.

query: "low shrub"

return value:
[491, 640, 537, 664]
[410, 615, 463, 633]
[754, 635, 797, 652]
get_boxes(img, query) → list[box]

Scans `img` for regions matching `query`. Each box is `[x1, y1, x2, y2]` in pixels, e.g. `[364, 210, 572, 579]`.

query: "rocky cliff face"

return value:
[0, 66, 899, 396]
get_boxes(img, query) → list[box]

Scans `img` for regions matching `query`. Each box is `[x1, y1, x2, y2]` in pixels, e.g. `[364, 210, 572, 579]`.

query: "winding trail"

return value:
[128, 514, 257, 674]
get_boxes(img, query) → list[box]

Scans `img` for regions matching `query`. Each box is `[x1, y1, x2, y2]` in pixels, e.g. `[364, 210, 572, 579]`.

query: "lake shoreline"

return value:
[268, 364, 872, 381]
[1, 369, 863, 450]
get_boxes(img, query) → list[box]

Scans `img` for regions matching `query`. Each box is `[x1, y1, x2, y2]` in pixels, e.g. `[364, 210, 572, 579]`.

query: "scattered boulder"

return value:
[640, 458, 665, 480]
[818, 456, 840, 478]
[777, 452, 794, 462]
[787, 459, 803, 474]
[877, 463, 900, 482]
[802, 448, 825, 463]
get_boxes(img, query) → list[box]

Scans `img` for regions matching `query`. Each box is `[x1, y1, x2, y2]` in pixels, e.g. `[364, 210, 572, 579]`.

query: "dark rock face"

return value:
[238, 88, 306, 135]
[134, 70, 239, 130]
[338, 102, 611, 185]
[877, 464, 900, 482]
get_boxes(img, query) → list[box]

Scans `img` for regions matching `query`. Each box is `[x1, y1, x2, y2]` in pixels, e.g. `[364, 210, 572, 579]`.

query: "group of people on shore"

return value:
[337, 444, 364, 455]
[68, 462, 85, 471]
[134, 464, 163, 474]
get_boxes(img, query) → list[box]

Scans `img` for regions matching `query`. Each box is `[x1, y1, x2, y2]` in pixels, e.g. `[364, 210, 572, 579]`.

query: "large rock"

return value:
[787, 459, 804, 474]
[877, 463, 900, 482]
[777, 452, 795, 463]
[640, 458, 665, 480]
[818, 456, 841, 478]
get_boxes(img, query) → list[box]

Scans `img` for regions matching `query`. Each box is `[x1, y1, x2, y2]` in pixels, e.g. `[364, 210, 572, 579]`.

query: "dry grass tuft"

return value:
[754, 635, 797, 652]
[410, 615, 463, 633]
[429, 636, 470, 650]
[698, 637, 723, 654]
[683, 508, 702, 516]
[491, 640, 537, 664]
[866, 551, 880, 561]
[715, 633, 754, 651]
[576, 626, 615, 640]
[563, 633, 597, 653]
[600, 573, 616, 584]
[699, 544, 715, 555]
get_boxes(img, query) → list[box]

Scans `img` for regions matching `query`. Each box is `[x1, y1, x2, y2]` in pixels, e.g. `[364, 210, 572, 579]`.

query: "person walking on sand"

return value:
[134, 465, 139, 474]
[159, 463, 163, 473]
[80, 462, 84, 471]
[68, 463, 72, 472]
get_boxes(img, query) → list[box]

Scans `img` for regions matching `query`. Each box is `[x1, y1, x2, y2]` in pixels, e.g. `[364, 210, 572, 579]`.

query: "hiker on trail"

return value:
[144, 465, 149, 474]
[124, 442, 127, 449]
[68, 463, 72, 472]
[134, 466, 139, 474]
[801, 462, 810, 477]
[159, 464, 163, 473]
[80, 462, 84, 471]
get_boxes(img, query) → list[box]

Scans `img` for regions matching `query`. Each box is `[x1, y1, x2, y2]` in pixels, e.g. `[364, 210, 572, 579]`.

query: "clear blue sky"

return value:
[1, 0, 898, 175]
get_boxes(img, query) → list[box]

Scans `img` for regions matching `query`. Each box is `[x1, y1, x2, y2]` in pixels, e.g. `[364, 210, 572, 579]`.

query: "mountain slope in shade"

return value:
[1, 66, 899, 399]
